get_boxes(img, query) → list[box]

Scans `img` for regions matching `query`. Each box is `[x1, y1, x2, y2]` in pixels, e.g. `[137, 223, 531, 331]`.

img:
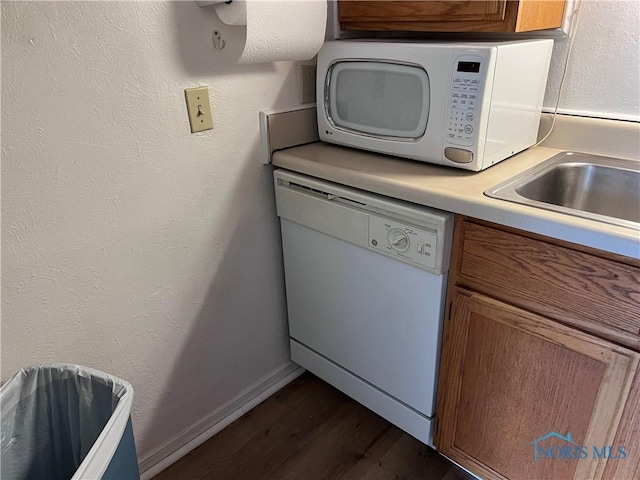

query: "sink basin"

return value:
[485, 152, 640, 229]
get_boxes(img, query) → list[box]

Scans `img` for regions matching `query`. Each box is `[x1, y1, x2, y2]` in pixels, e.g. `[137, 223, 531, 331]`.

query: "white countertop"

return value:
[272, 142, 640, 259]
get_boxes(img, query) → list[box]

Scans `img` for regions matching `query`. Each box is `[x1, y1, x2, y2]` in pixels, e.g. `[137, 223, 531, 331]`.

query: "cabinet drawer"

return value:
[455, 221, 640, 348]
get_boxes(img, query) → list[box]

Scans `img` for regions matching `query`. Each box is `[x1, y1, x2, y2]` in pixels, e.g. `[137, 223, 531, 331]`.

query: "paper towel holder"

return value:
[195, 0, 233, 6]
[212, 30, 226, 50]
[195, 0, 233, 50]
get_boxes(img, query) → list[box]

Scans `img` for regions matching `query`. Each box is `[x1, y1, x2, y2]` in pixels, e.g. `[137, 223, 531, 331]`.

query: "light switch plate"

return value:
[184, 86, 213, 133]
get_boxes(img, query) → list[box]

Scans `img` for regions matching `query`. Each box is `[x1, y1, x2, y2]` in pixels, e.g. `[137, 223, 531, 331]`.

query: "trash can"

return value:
[1, 364, 140, 480]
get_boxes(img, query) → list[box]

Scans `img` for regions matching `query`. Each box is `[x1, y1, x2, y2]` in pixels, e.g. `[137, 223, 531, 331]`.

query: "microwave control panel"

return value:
[446, 55, 484, 148]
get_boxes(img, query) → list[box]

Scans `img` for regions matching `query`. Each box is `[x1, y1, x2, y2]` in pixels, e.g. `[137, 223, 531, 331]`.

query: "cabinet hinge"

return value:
[447, 301, 452, 321]
[433, 417, 439, 438]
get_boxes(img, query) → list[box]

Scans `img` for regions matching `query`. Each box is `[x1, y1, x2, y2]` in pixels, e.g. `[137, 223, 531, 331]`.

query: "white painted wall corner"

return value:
[139, 362, 305, 479]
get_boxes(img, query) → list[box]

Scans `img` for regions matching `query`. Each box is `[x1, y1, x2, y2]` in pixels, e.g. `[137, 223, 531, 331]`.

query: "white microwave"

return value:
[317, 39, 554, 171]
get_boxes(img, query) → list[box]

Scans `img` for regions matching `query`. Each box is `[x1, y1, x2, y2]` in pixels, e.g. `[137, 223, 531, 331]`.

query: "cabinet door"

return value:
[338, 0, 565, 33]
[435, 288, 639, 480]
[339, 1, 507, 23]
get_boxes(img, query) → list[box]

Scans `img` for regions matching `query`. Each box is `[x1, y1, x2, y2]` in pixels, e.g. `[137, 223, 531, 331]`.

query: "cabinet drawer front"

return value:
[456, 221, 640, 346]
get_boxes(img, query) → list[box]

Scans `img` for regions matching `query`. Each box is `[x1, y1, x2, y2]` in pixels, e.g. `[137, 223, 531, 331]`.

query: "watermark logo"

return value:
[529, 431, 627, 462]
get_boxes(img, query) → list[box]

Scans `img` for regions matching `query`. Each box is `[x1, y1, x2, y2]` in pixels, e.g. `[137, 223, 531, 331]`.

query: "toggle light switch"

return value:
[184, 86, 213, 133]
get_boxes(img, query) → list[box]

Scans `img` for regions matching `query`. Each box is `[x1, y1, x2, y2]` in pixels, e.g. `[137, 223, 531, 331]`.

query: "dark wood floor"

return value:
[154, 373, 474, 480]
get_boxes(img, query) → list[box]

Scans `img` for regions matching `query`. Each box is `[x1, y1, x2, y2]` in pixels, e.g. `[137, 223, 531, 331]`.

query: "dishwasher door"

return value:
[282, 218, 447, 418]
[275, 170, 453, 447]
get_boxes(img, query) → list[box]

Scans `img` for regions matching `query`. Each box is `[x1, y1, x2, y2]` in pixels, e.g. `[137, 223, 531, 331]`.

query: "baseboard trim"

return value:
[139, 361, 306, 479]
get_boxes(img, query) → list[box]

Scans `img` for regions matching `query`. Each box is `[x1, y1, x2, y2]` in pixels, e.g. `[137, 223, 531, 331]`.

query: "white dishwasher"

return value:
[275, 170, 453, 447]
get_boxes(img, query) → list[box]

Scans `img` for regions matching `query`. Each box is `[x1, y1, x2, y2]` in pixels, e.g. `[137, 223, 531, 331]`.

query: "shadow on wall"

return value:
[134, 1, 299, 462]
[138, 138, 291, 456]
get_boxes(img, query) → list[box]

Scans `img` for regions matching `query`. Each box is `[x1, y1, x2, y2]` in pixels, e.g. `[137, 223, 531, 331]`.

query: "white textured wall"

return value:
[1, 1, 300, 459]
[544, 0, 640, 121]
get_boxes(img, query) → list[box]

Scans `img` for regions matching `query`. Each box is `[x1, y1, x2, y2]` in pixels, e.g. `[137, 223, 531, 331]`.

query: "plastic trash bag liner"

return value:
[1, 363, 139, 480]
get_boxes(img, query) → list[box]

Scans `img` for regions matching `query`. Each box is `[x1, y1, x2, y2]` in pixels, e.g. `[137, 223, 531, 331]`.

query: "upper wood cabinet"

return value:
[338, 0, 566, 33]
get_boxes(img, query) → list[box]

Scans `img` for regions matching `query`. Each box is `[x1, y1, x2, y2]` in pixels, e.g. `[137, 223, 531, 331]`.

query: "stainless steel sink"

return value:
[485, 152, 640, 229]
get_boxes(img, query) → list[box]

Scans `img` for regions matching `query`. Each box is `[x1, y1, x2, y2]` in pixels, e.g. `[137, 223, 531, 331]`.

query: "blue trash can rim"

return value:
[1, 363, 135, 480]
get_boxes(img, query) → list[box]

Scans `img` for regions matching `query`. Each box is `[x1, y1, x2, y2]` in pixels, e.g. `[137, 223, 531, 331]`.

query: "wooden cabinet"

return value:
[338, 0, 566, 33]
[455, 220, 640, 350]
[435, 217, 640, 480]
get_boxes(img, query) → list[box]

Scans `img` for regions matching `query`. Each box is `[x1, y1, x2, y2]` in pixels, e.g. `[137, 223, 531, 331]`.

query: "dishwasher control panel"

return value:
[369, 216, 437, 269]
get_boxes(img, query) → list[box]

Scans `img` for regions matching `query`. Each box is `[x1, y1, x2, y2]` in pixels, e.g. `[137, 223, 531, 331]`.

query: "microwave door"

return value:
[327, 61, 430, 140]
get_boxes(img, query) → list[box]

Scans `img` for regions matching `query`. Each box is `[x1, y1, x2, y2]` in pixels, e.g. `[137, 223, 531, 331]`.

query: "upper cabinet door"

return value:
[435, 287, 639, 480]
[339, 1, 507, 23]
[338, 0, 565, 33]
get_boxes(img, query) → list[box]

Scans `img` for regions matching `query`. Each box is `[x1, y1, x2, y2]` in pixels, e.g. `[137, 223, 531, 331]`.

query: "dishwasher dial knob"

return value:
[388, 229, 409, 252]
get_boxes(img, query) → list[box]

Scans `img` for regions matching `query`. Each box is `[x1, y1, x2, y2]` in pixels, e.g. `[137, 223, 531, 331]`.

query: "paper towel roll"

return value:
[212, 0, 327, 64]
